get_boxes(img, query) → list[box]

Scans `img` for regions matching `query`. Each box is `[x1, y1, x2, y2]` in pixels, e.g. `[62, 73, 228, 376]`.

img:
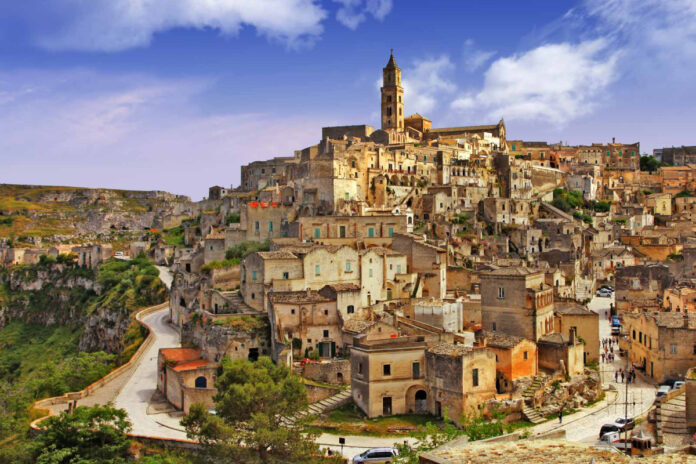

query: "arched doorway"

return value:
[195, 376, 207, 388]
[415, 390, 427, 413]
[337, 372, 344, 384]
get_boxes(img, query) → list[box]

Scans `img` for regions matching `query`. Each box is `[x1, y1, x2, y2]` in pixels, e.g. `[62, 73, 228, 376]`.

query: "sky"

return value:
[1, 0, 695, 200]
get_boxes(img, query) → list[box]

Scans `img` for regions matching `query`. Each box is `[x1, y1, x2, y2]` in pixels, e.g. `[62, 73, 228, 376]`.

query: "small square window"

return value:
[307, 339, 312, 343]
[324, 310, 328, 316]
[671, 344, 678, 354]
[323, 330, 329, 338]
[383, 364, 391, 376]
[283, 272, 289, 280]
[291, 309, 295, 315]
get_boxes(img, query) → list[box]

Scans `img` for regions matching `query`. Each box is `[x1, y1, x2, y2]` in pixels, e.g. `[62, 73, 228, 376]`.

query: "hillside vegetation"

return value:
[0, 183, 190, 242]
[0, 254, 167, 457]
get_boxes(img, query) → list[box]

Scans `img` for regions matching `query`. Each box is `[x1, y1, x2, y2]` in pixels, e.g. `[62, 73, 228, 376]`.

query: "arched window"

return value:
[195, 376, 207, 388]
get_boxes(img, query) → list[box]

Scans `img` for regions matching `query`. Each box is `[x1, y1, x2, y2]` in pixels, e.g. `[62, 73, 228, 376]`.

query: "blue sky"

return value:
[1, 0, 695, 200]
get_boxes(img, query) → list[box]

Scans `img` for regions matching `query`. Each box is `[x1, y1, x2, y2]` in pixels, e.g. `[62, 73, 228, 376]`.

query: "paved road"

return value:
[113, 306, 186, 439]
[155, 265, 173, 289]
[112, 266, 186, 439]
[530, 294, 656, 443]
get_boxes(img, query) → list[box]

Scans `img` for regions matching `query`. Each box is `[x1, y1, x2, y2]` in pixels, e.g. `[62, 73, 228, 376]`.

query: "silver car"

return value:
[352, 447, 398, 463]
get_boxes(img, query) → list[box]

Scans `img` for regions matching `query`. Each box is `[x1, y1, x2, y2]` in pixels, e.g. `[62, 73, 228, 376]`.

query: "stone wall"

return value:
[305, 384, 340, 404]
[302, 359, 351, 385]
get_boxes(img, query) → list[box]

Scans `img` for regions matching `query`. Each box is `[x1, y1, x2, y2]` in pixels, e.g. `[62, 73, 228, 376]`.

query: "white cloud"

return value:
[462, 39, 496, 72]
[334, 0, 392, 30]
[402, 56, 456, 115]
[583, 0, 696, 62]
[0, 70, 322, 199]
[23, 0, 328, 51]
[452, 40, 619, 125]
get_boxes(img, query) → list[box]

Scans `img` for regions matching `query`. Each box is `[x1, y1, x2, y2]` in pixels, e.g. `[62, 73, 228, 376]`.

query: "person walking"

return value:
[615, 371, 619, 382]
[601, 353, 605, 363]
[621, 370, 625, 383]
[558, 409, 563, 424]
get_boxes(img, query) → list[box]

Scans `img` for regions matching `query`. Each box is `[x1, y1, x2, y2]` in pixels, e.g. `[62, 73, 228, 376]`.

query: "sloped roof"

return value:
[483, 331, 526, 349]
[268, 290, 333, 305]
[427, 343, 473, 356]
[160, 348, 202, 363]
[555, 303, 595, 316]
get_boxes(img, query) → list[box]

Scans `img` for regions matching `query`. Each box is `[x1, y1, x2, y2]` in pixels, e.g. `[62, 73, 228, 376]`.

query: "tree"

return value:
[182, 356, 338, 463]
[32, 404, 132, 464]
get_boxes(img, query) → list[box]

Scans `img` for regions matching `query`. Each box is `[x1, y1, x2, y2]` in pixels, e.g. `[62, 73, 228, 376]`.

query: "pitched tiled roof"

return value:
[160, 348, 202, 363]
[555, 303, 595, 316]
[256, 251, 298, 260]
[342, 319, 377, 334]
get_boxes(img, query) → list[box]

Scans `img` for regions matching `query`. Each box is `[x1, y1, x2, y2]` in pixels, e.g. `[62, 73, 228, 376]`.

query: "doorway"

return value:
[382, 397, 392, 416]
[415, 390, 427, 413]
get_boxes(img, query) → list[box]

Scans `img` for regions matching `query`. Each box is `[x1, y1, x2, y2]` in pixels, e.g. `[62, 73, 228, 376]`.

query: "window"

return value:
[345, 192, 349, 201]
[632, 330, 636, 340]
[351, 160, 356, 168]
[397, 264, 402, 274]
[272, 167, 276, 173]
[347, 305, 355, 314]
[346, 261, 352, 272]
[423, 155, 427, 162]
[315, 265, 321, 276]
[512, 144, 516, 151]
[383, 364, 391, 376]
[412, 362, 420, 379]
[339, 225, 346, 238]
[368, 227, 375, 238]
[282, 272, 289, 280]
[671, 344, 678, 355]
[254, 221, 260, 232]
[252, 271, 257, 280]
[358, 362, 363, 374]
[523, 351, 528, 360]
[307, 339, 312, 344]
[498, 287, 505, 299]
[314, 228, 321, 239]
[323, 330, 329, 338]
[210, 245, 213, 250]
[369, 268, 373, 277]
[268, 221, 273, 232]
[291, 309, 295, 315]
[492, 322, 497, 331]
[639, 332, 642, 343]
[261, 168, 265, 174]
[472, 368, 479, 387]
[388, 227, 394, 237]
[693, 345, 696, 355]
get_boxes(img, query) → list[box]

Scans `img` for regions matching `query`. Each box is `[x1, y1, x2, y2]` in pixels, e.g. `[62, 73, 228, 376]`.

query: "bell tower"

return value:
[381, 50, 404, 131]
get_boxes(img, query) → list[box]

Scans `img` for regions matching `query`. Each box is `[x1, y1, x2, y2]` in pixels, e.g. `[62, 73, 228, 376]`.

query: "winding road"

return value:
[112, 266, 188, 439]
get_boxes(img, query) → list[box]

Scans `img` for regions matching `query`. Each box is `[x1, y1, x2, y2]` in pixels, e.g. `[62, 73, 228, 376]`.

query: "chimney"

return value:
[684, 312, 690, 328]
[612, 137, 616, 144]
[569, 327, 577, 345]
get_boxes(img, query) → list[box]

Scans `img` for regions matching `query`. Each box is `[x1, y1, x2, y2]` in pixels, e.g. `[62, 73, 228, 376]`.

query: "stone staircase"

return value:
[522, 405, 545, 424]
[656, 392, 687, 444]
[574, 277, 594, 301]
[281, 387, 352, 426]
[522, 375, 548, 401]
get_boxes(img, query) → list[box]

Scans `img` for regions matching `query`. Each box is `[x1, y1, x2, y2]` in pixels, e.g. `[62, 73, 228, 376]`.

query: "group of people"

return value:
[614, 367, 638, 384]
[600, 337, 619, 363]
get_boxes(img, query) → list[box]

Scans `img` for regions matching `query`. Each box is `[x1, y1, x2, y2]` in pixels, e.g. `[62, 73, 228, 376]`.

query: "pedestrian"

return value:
[621, 371, 625, 383]
[601, 353, 605, 363]
[558, 409, 563, 424]
[615, 371, 619, 382]
[610, 346, 614, 354]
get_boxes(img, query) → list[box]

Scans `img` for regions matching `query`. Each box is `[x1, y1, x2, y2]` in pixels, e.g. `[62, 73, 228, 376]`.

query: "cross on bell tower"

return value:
[381, 50, 404, 131]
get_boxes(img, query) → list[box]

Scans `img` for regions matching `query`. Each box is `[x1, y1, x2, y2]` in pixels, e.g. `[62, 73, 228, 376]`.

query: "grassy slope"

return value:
[0, 183, 172, 239]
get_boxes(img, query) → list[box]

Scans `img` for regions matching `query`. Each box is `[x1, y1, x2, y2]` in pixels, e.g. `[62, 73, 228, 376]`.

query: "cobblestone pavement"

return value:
[530, 294, 657, 443]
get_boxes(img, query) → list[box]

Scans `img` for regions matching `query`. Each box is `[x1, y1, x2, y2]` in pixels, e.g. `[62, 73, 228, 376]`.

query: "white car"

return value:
[114, 251, 124, 257]
[353, 448, 398, 463]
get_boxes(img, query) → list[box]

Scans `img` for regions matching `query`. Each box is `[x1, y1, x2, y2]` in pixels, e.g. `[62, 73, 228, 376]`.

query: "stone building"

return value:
[475, 331, 538, 393]
[392, 233, 447, 299]
[268, 289, 342, 360]
[425, 343, 497, 424]
[554, 303, 600, 363]
[157, 348, 216, 414]
[622, 312, 696, 382]
[537, 330, 585, 376]
[72, 243, 113, 269]
[351, 335, 428, 417]
[615, 263, 673, 312]
[479, 267, 555, 341]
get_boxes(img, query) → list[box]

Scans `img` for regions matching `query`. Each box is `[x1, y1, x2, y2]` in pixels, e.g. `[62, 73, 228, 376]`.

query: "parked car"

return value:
[613, 417, 635, 431]
[656, 385, 672, 398]
[596, 288, 612, 297]
[599, 424, 620, 439]
[601, 285, 614, 292]
[352, 448, 398, 463]
[114, 251, 124, 257]
[673, 381, 685, 390]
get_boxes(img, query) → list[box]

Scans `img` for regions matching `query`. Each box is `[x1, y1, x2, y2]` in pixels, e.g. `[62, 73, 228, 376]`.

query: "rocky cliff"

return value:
[0, 256, 167, 360]
[0, 184, 196, 242]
